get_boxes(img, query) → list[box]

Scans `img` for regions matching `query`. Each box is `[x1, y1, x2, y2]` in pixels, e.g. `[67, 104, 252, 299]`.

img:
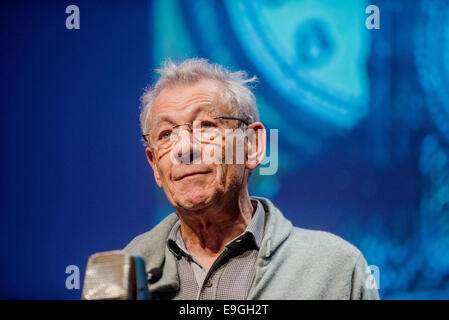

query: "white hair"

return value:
[139, 58, 259, 137]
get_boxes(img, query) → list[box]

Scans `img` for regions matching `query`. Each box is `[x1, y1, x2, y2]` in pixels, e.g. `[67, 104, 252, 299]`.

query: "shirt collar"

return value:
[235, 198, 265, 249]
[167, 198, 266, 256]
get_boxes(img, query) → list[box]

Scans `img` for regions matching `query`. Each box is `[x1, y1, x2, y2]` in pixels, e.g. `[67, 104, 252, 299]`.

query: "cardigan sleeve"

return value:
[350, 253, 381, 300]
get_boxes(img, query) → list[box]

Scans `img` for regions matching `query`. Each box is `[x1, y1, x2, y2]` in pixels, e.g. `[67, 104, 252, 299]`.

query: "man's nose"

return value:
[172, 129, 201, 164]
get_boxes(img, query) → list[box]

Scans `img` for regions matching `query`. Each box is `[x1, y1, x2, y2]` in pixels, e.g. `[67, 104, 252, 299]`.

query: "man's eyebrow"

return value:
[152, 114, 175, 128]
[196, 104, 217, 114]
[152, 103, 219, 127]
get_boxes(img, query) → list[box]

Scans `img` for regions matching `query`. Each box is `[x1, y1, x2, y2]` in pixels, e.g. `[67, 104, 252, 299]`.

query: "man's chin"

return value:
[173, 192, 217, 213]
[177, 199, 211, 212]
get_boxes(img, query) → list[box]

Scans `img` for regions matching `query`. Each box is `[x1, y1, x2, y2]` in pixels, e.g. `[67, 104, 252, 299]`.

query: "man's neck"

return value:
[177, 189, 255, 264]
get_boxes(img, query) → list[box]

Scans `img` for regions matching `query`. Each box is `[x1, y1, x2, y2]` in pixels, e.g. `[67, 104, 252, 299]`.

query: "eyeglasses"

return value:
[142, 116, 249, 156]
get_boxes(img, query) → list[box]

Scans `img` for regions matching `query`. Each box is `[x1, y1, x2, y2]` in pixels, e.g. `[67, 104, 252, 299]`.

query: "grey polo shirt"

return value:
[166, 199, 265, 300]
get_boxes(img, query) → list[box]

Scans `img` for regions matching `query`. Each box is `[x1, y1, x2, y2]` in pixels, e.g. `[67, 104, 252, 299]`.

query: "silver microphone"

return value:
[81, 250, 150, 300]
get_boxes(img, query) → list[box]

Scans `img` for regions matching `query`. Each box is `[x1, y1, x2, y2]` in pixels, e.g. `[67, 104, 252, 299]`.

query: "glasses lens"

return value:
[150, 117, 246, 156]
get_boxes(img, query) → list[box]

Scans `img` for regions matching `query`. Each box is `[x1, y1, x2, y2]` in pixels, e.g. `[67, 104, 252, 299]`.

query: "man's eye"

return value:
[159, 131, 172, 140]
[201, 121, 216, 129]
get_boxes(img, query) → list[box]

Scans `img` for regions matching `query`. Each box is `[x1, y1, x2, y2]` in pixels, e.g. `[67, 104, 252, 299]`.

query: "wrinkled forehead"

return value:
[151, 79, 230, 125]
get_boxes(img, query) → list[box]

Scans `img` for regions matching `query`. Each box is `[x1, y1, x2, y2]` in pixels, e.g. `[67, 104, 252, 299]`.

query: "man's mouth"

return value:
[174, 170, 212, 181]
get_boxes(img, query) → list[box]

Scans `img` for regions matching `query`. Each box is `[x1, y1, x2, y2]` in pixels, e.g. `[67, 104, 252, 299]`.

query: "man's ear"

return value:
[145, 147, 163, 188]
[245, 122, 266, 171]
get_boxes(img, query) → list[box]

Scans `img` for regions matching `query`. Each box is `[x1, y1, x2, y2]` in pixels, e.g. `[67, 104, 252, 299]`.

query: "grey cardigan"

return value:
[124, 197, 380, 300]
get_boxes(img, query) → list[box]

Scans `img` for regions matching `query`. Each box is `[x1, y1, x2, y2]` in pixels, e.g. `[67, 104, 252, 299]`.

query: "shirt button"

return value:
[204, 280, 213, 288]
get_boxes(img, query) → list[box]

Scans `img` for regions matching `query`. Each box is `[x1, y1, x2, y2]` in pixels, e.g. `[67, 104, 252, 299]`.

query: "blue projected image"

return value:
[0, 0, 448, 299]
[149, 0, 449, 299]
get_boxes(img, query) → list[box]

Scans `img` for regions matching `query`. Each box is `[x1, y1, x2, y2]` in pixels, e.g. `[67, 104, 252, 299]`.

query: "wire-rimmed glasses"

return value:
[142, 116, 249, 157]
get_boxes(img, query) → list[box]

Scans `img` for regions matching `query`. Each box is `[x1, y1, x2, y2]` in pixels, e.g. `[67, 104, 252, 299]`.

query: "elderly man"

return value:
[124, 58, 380, 300]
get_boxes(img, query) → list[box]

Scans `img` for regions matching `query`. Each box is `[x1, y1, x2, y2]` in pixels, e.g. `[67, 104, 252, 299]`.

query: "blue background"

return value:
[1, 0, 449, 299]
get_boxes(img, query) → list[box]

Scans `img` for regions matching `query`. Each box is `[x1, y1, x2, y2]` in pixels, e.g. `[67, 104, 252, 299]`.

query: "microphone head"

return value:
[82, 250, 139, 300]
